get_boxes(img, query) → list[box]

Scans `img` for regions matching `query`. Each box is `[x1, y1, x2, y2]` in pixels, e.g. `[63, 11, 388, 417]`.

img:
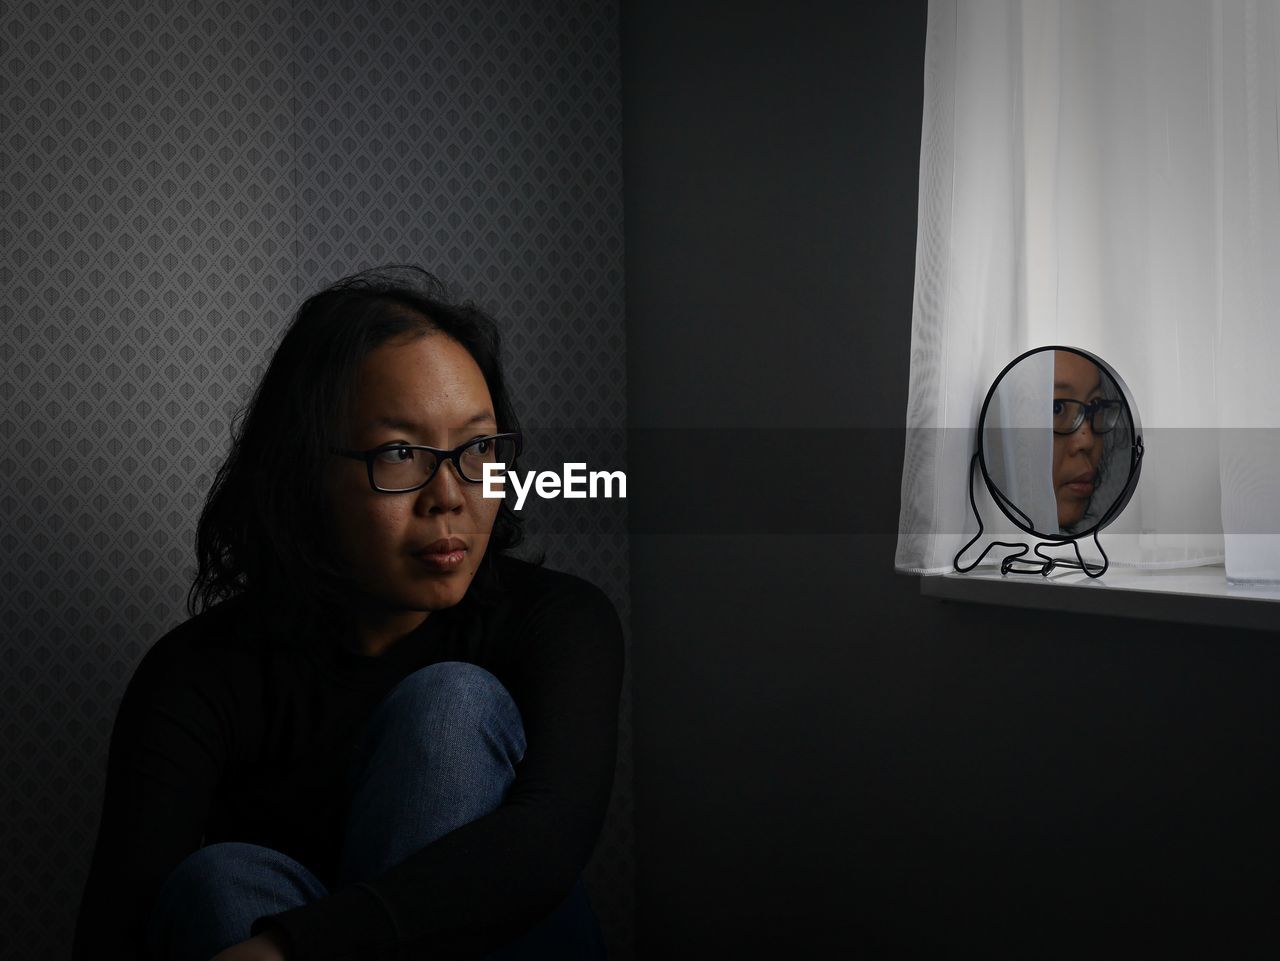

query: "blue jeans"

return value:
[143, 661, 607, 960]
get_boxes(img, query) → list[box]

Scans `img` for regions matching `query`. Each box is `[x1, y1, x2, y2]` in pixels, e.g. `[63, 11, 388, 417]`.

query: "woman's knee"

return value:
[338, 663, 530, 882]
[146, 843, 327, 961]
[156, 841, 267, 900]
[153, 841, 325, 905]
[369, 660, 526, 760]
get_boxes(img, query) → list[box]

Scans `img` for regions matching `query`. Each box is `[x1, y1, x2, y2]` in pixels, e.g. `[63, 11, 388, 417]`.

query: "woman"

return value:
[1051, 348, 1118, 532]
[71, 266, 624, 961]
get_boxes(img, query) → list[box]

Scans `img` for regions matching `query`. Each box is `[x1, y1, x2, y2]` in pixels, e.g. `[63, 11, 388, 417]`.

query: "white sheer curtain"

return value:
[982, 350, 1058, 537]
[896, 0, 1280, 579]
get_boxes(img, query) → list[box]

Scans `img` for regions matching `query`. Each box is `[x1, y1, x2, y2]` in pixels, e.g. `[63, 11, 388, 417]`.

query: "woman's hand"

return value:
[208, 931, 289, 961]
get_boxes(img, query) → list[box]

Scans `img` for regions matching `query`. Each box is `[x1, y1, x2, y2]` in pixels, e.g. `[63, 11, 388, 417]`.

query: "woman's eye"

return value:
[1052, 400, 1064, 415]
[375, 446, 414, 464]
[472, 438, 491, 454]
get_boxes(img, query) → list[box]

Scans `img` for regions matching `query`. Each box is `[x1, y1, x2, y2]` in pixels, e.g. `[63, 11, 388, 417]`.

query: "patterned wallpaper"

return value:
[0, 0, 631, 956]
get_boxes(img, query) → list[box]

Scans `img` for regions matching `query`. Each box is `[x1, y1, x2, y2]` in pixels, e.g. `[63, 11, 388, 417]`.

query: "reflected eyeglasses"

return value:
[1052, 399, 1121, 436]
[329, 432, 523, 493]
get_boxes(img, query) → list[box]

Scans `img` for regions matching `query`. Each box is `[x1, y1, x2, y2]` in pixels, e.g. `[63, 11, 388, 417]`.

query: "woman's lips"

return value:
[414, 547, 467, 571]
[1064, 479, 1095, 496]
[411, 536, 468, 572]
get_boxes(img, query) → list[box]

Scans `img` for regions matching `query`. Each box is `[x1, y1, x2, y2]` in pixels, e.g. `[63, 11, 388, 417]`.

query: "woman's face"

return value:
[1052, 350, 1104, 529]
[325, 330, 503, 650]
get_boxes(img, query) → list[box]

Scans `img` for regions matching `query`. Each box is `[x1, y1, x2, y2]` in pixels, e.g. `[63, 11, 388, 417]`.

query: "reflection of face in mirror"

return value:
[1052, 350, 1104, 529]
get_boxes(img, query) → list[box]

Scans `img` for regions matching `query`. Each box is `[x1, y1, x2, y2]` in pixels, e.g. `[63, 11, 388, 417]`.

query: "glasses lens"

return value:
[1052, 400, 1084, 434]
[371, 446, 439, 491]
[1094, 403, 1121, 435]
[458, 435, 518, 482]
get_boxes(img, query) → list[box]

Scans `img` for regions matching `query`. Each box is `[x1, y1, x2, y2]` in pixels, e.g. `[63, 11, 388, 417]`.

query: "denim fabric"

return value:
[143, 661, 606, 961]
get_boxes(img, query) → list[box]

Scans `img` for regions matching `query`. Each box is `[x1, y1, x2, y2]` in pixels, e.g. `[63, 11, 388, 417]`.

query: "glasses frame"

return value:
[329, 431, 523, 493]
[1052, 398, 1123, 436]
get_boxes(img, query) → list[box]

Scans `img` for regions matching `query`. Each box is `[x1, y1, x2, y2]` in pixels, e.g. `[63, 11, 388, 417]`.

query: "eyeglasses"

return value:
[1052, 399, 1121, 436]
[329, 432, 523, 493]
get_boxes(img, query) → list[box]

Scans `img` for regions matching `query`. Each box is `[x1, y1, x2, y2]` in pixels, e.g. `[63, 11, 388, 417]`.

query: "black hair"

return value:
[187, 265, 530, 644]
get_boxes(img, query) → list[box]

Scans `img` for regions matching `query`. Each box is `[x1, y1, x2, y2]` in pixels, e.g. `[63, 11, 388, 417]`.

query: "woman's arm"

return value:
[209, 929, 290, 961]
[72, 632, 228, 961]
[251, 574, 626, 961]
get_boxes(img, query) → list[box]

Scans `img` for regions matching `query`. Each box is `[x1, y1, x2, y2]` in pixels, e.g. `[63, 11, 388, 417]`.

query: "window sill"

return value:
[919, 564, 1280, 633]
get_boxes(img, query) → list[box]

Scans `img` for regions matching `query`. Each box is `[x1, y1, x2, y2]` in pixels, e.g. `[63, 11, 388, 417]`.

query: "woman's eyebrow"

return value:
[1053, 380, 1104, 395]
[369, 411, 496, 431]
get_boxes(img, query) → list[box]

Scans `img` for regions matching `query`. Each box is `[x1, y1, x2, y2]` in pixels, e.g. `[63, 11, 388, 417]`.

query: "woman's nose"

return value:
[1069, 418, 1098, 451]
[415, 460, 466, 514]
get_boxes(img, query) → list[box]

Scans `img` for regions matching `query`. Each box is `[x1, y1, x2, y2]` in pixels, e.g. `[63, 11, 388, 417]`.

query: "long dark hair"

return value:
[188, 265, 528, 643]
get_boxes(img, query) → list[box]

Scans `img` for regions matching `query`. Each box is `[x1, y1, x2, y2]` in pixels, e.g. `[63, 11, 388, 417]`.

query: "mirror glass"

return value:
[979, 346, 1142, 540]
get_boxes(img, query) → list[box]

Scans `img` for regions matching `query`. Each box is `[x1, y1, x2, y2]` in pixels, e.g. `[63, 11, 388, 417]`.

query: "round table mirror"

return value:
[957, 345, 1144, 575]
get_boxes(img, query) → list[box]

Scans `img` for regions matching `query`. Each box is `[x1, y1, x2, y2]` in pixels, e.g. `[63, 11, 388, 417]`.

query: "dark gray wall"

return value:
[1, 1, 632, 957]
[623, 3, 1280, 958]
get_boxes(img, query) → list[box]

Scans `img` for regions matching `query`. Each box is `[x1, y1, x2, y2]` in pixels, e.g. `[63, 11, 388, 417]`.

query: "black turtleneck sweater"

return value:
[71, 556, 624, 961]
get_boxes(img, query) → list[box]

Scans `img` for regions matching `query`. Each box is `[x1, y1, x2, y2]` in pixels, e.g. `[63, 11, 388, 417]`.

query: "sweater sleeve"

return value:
[71, 633, 229, 961]
[251, 576, 626, 961]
